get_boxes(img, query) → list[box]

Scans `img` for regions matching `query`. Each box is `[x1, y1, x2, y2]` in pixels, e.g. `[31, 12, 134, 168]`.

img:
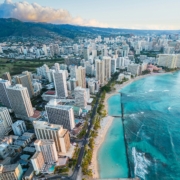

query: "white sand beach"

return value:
[90, 116, 113, 178]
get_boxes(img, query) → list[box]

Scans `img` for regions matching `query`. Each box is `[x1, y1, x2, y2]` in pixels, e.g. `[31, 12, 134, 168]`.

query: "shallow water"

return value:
[98, 72, 180, 180]
[98, 94, 128, 178]
[98, 118, 128, 178]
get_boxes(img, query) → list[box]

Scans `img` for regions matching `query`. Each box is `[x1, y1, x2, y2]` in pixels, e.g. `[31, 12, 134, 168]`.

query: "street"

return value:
[47, 93, 101, 180]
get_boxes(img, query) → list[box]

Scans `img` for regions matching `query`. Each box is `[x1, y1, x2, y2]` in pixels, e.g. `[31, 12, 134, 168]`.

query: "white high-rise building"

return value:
[33, 121, 70, 153]
[95, 59, 105, 85]
[74, 86, 87, 108]
[53, 70, 68, 98]
[70, 65, 77, 79]
[46, 99, 75, 130]
[54, 63, 60, 71]
[92, 50, 97, 59]
[53, 44, 60, 56]
[85, 61, 94, 76]
[158, 54, 178, 68]
[0, 46, 3, 53]
[15, 71, 34, 98]
[103, 56, 111, 81]
[88, 82, 95, 94]
[42, 45, 47, 56]
[12, 120, 27, 136]
[36, 64, 49, 79]
[31, 151, 45, 174]
[0, 107, 13, 137]
[77, 66, 86, 88]
[0, 79, 12, 109]
[86, 88, 90, 102]
[127, 64, 140, 76]
[34, 139, 58, 163]
[111, 59, 117, 74]
[7, 84, 34, 119]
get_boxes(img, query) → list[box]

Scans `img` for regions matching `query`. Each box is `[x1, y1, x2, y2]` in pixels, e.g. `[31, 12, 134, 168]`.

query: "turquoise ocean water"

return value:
[98, 72, 180, 180]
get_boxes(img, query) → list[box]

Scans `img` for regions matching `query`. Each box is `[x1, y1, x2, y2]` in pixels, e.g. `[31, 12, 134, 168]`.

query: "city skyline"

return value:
[0, 0, 180, 30]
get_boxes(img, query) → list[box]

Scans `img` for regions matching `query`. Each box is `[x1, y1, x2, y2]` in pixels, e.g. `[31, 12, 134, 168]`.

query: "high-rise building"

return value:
[158, 54, 178, 68]
[85, 61, 95, 76]
[33, 121, 70, 153]
[111, 59, 117, 74]
[0, 163, 23, 180]
[15, 71, 34, 98]
[53, 70, 68, 98]
[2, 72, 11, 83]
[103, 56, 111, 81]
[42, 44, 48, 56]
[95, 59, 105, 85]
[83, 47, 89, 60]
[60, 64, 68, 70]
[53, 44, 60, 56]
[7, 84, 34, 119]
[31, 151, 45, 174]
[127, 63, 140, 76]
[54, 63, 60, 71]
[77, 66, 86, 88]
[0, 107, 13, 137]
[0, 46, 3, 53]
[88, 82, 95, 94]
[69, 78, 78, 91]
[46, 99, 75, 130]
[34, 139, 58, 163]
[36, 64, 52, 82]
[49, 44, 54, 57]
[0, 79, 12, 109]
[12, 120, 27, 136]
[74, 86, 87, 108]
[70, 65, 77, 79]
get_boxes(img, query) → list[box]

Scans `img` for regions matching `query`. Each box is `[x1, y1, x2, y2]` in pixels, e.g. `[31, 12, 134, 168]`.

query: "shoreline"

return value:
[91, 116, 113, 179]
[91, 72, 173, 179]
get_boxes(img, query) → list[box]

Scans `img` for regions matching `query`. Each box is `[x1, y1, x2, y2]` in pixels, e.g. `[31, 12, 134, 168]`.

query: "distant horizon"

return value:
[0, 0, 180, 30]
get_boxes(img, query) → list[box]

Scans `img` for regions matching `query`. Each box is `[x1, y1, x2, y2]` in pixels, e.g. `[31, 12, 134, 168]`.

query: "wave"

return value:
[132, 147, 151, 180]
[168, 107, 171, 110]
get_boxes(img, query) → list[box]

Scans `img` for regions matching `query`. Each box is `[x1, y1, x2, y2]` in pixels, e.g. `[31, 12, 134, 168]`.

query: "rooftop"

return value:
[1, 163, 19, 172]
[47, 99, 73, 110]
[33, 121, 68, 137]
[45, 90, 56, 95]
[30, 110, 41, 119]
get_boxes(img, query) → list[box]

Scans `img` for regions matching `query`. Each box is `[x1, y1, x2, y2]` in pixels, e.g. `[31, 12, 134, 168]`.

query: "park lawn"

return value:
[0, 58, 64, 77]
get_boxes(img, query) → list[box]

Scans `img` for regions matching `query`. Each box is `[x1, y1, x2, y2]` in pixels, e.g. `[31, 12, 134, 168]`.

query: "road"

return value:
[47, 93, 101, 180]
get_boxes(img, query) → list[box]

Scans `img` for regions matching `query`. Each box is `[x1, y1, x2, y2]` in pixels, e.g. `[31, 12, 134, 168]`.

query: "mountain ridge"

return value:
[0, 18, 180, 39]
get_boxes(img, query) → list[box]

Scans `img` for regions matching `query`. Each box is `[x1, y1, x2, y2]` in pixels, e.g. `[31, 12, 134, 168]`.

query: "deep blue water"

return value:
[98, 72, 180, 180]
[122, 72, 180, 180]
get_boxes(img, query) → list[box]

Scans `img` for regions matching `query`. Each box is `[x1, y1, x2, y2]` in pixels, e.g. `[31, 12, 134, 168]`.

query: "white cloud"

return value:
[0, 0, 108, 27]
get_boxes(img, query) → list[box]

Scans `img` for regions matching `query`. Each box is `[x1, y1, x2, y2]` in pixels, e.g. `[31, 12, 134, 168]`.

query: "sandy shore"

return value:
[90, 116, 113, 179]
[90, 72, 172, 179]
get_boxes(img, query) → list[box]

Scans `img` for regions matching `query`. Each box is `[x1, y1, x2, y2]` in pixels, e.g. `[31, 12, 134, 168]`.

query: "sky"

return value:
[0, 0, 180, 30]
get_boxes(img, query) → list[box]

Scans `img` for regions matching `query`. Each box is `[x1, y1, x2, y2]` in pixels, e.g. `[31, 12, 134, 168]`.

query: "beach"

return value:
[90, 116, 113, 178]
[91, 72, 172, 179]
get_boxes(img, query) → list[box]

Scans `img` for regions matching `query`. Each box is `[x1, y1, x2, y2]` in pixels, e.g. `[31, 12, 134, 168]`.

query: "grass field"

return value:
[0, 58, 64, 77]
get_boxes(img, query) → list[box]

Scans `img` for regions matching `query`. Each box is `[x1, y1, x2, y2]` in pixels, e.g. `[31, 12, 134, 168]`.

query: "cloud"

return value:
[0, 0, 108, 27]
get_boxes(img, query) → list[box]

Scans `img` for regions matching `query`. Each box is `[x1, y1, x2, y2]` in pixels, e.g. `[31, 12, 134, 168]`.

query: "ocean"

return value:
[98, 72, 180, 180]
